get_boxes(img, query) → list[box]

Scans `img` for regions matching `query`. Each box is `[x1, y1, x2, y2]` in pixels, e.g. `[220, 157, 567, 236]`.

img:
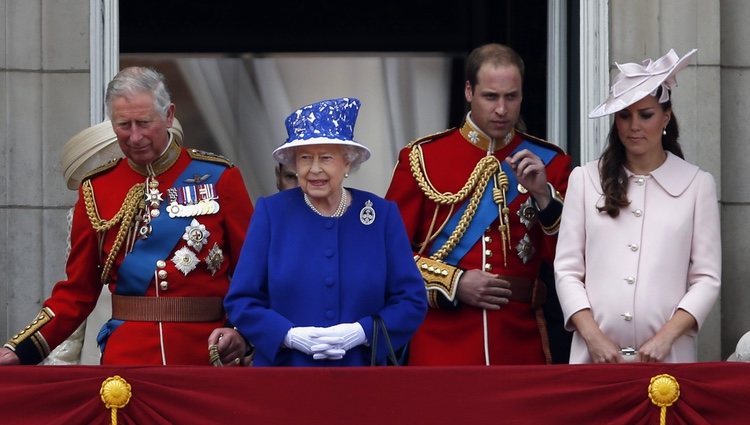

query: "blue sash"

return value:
[428, 140, 558, 265]
[98, 159, 225, 353]
[116, 159, 225, 295]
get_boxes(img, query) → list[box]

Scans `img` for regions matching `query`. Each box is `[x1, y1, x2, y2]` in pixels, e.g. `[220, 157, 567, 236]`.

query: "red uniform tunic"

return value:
[7, 143, 253, 365]
[386, 121, 571, 365]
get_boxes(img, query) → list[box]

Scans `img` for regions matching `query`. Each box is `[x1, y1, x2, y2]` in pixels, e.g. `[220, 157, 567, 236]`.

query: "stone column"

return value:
[1, 0, 91, 341]
[719, 0, 750, 359]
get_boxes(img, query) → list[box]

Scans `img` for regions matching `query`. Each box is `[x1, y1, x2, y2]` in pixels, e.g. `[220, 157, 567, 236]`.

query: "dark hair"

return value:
[597, 89, 684, 218]
[465, 43, 525, 91]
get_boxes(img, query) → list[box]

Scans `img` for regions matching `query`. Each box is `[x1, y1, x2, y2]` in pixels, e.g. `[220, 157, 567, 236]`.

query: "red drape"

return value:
[0, 362, 748, 424]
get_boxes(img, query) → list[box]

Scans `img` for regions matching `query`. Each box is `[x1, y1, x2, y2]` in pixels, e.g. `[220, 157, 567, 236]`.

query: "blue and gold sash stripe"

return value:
[429, 140, 559, 265]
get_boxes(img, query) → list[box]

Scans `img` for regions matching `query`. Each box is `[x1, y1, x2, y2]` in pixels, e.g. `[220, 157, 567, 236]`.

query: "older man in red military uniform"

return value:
[0, 67, 253, 366]
[386, 43, 572, 365]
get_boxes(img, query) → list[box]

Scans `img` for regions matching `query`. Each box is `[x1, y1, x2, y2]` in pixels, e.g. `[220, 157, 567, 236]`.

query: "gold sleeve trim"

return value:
[541, 183, 564, 235]
[6, 307, 54, 356]
[415, 255, 463, 305]
[542, 216, 561, 235]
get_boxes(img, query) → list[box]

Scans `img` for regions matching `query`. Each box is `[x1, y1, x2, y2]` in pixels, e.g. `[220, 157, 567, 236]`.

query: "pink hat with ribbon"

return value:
[589, 48, 697, 118]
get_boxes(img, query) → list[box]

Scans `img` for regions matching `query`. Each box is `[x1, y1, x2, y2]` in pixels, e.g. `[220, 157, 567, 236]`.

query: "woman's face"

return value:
[295, 144, 351, 201]
[614, 95, 671, 159]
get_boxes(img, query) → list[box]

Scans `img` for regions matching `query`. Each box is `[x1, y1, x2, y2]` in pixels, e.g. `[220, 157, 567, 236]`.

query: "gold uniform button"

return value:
[483, 263, 492, 271]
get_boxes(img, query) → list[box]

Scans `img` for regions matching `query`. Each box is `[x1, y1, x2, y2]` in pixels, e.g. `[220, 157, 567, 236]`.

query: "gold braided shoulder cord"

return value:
[83, 181, 145, 283]
[408, 145, 502, 262]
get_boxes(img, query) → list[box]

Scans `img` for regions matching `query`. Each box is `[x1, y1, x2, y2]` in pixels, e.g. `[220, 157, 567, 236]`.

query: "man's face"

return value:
[275, 163, 299, 191]
[111, 91, 174, 166]
[464, 63, 523, 141]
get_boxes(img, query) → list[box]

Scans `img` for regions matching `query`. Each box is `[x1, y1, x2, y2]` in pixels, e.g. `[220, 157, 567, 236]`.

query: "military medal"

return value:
[205, 243, 224, 276]
[172, 246, 200, 276]
[145, 180, 164, 207]
[183, 218, 210, 252]
[360, 199, 375, 225]
[138, 177, 163, 239]
[167, 183, 220, 218]
[515, 233, 535, 264]
[517, 197, 537, 229]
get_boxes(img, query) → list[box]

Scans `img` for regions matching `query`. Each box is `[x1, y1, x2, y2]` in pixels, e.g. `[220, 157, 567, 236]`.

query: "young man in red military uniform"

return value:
[386, 43, 572, 365]
[0, 67, 253, 366]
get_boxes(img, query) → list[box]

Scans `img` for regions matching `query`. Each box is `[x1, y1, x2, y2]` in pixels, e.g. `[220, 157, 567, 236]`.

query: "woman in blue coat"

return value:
[225, 97, 427, 366]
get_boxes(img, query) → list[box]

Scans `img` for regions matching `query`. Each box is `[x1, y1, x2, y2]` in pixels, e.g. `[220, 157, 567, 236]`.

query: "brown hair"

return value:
[597, 89, 684, 217]
[465, 43, 525, 92]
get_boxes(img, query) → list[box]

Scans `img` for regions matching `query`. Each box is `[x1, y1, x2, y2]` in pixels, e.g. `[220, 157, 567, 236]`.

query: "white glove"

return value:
[284, 327, 333, 356]
[314, 322, 367, 352]
[312, 348, 346, 361]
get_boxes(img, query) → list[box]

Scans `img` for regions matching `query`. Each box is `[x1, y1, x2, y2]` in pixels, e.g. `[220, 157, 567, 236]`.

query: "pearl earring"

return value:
[345, 173, 349, 178]
[662, 128, 667, 136]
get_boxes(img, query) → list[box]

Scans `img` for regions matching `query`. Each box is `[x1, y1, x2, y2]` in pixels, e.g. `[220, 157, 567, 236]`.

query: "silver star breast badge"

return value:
[182, 218, 210, 252]
[205, 243, 224, 276]
[515, 233, 536, 264]
[172, 246, 200, 276]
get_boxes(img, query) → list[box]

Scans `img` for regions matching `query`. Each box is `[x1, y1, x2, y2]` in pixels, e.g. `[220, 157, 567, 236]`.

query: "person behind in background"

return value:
[275, 162, 298, 191]
[225, 97, 427, 366]
[0, 66, 254, 366]
[555, 48, 720, 363]
[385, 43, 572, 365]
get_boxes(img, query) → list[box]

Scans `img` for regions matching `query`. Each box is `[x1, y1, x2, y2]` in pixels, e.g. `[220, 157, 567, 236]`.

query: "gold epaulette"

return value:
[404, 127, 456, 149]
[81, 157, 122, 183]
[5, 307, 54, 357]
[187, 149, 234, 167]
[414, 255, 463, 308]
[516, 130, 567, 155]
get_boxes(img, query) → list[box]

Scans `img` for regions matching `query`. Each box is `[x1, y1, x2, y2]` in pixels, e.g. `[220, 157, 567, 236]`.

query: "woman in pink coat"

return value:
[555, 49, 720, 364]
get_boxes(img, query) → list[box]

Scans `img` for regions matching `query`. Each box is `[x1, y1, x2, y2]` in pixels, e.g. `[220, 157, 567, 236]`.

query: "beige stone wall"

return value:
[0, 0, 90, 340]
[719, 0, 750, 358]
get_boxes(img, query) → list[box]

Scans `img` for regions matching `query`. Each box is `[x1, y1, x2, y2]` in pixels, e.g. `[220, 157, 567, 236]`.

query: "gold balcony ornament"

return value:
[101, 375, 132, 425]
[648, 374, 680, 425]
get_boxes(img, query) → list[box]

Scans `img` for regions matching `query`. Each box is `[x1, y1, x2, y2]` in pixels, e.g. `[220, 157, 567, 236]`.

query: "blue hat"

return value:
[273, 97, 371, 165]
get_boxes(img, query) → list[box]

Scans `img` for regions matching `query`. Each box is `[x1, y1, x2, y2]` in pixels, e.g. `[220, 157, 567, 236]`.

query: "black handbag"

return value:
[370, 315, 400, 366]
